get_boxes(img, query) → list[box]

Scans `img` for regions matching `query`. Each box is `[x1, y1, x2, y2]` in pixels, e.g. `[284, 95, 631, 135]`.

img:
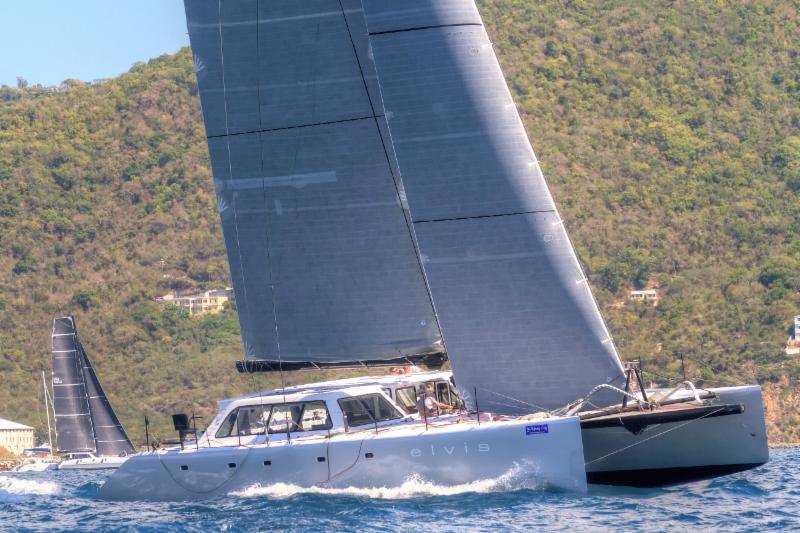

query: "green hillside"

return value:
[1, 1, 799, 444]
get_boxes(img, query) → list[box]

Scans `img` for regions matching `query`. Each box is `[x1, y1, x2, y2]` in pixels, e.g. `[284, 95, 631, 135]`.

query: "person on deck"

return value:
[416, 385, 450, 417]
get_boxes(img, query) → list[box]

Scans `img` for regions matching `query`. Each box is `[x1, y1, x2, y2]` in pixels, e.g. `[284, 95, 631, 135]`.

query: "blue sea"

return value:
[1, 448, 797, 532]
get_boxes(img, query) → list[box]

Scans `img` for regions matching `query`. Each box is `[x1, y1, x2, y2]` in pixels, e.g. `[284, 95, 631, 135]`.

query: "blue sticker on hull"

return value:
[525, 424, 549, 435]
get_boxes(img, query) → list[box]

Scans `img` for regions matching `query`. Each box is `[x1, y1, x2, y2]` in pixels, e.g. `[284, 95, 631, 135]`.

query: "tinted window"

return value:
[436, 382, 452, 405]
[215, 410, 238, 438]
[395, 386, 418, 414]
[268, 401, 332, 434]
[215, 405, 271, 438]
[299, 401, 332, 431]
[339, 394, 403, 427]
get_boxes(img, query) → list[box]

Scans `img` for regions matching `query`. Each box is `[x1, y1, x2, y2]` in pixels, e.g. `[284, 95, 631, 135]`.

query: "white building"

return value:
[0, 418, 35, 456]
[629, 289, 659, 305]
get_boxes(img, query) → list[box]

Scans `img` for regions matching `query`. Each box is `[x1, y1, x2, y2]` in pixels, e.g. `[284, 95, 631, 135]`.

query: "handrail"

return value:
[654, 381, 704, 405]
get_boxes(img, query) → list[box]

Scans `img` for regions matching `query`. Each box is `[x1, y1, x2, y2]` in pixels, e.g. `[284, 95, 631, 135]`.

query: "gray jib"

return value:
[361, 0, 625, 411]
[79, 342, 134, 457]
[51, 316, 96, 453]
[183, 0, 442, 363]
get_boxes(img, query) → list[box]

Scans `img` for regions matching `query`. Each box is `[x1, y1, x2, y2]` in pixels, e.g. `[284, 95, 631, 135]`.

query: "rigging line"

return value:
[584, 406, 726, 466]
[475, 387, 552, 413]
[216, 0, 252, 350]
[337, 0, 447, 349]
[251, 0, 286, 402]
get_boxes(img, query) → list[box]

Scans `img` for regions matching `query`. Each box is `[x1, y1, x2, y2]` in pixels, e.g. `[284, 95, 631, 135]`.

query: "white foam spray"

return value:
[231, 463, 544, 500]
[0, 475, 60, 503]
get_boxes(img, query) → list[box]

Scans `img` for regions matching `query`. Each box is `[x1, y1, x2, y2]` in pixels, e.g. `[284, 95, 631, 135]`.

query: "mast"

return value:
[42, 370, 53, 452]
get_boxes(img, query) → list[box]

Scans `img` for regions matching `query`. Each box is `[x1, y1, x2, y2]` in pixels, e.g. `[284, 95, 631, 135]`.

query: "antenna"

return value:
[42, 371, 53, 453]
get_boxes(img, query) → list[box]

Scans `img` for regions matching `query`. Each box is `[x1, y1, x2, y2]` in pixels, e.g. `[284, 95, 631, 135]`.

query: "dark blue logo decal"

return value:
[525, 424, 549, 435]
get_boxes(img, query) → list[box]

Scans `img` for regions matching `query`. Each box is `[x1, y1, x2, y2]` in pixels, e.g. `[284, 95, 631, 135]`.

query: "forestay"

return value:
[361, 0, 625, 411]
[184, 0, 443, 366]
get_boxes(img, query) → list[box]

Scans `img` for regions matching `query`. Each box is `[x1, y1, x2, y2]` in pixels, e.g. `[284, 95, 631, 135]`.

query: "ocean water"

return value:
[1, 448, 797, 532]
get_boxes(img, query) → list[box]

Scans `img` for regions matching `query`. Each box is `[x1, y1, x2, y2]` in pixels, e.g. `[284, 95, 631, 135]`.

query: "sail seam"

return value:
[205, 115, 384, 139]
[413, 209, 556, 224]
[341, 0, 447, 349]
[369, 23, 482, 37]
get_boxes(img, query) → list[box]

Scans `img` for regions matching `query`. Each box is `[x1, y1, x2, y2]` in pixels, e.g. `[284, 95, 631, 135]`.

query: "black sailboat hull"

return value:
[586, 462, 767, 487]
[581, 385, 769, 487]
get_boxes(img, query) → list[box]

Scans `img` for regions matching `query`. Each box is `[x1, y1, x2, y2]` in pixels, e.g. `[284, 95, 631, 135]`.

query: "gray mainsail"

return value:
[184, 0, 443, 367]
[52, 316, 95, 453]
[183, 0, 624, 411]
[51, 317, 134, 456]
[360, 0, 624, 411]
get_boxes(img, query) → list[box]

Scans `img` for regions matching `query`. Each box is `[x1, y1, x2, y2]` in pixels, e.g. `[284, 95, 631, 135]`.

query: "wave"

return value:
[230, 463, 544, 500]
[0, 476, 60, 503]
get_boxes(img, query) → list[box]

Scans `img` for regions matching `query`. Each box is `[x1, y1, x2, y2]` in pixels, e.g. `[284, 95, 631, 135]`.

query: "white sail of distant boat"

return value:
[51, 316, 133, 469]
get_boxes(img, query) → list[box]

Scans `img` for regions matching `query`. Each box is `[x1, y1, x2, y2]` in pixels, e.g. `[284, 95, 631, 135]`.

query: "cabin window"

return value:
[268, 402, 332, 434]
[299, 401, 332, 431]
[338, 394, 403, 427]
[214, 405, 271, 438]
[215, 410, 237, 438]
[236, 405, 271, 436]
[395, 386, 418, 414]
[436, 381, 452, 405]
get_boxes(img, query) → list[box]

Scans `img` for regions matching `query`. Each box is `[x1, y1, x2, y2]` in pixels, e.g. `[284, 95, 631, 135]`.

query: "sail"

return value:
[50, 317, 134, 456]
[361, 0, 625, 411]
[51, 316, 95, 453]
[183, 0, 443, 366]
[78, 341, 134, 456]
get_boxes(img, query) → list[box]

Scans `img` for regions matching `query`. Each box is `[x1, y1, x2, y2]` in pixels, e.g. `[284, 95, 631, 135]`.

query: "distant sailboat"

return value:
[51, 316, 134, 470]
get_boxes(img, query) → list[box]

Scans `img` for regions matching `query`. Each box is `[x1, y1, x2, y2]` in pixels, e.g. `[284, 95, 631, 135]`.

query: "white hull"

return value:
[582, 385, 769, 485]
[58, 456, 129, 470]
[99, 416, 586, 501]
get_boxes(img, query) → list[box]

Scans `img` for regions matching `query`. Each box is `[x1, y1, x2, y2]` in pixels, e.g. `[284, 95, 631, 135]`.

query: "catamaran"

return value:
[51, 316, 135, 470]
[101, 0, 766, 498]
[99, 376, 585, 501]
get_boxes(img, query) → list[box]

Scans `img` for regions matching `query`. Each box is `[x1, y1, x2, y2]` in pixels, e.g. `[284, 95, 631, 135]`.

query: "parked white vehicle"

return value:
[98, 383, 585, 501]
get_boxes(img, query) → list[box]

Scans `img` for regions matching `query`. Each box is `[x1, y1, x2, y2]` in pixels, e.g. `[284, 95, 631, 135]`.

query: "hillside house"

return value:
[157, 288, 233, 317]
[629, 289, 659, 305]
